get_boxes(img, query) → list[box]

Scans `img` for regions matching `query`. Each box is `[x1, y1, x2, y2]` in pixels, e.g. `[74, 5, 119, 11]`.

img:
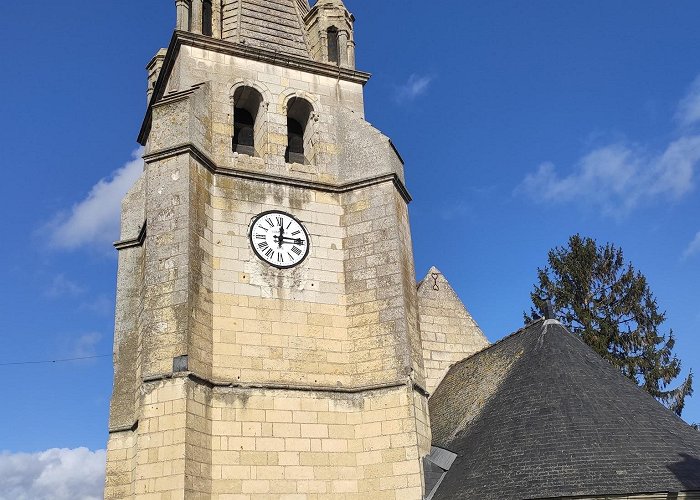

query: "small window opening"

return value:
[233, 108, 255, 155]
[285, 97, 314, 164]
[327, 27, 339, 65]
[202, 0, 213, 36]
[286, 118, 305, 164]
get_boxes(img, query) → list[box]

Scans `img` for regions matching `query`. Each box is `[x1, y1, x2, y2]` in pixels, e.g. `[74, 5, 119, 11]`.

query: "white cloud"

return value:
[395, 74, 433, 102]
[46, 148, 144, 251]
[518, 74, 700, 217]
[676, 75, 700, 128]
[71, 333, 102, 357]
[516, 135, 700, 217]
[0, 448, 105, 500]
[79, 295, 114, 316]
[439, 200, 473, 221]
[683, 231, 700, 260]
[44, 274, 85, 298]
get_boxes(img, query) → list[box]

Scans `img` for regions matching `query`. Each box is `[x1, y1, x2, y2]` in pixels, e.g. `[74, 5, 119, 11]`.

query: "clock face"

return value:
[249, 210, 310, 269]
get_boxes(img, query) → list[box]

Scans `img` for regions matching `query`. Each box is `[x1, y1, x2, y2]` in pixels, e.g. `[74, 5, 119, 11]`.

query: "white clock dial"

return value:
[249, 210, 310, 268]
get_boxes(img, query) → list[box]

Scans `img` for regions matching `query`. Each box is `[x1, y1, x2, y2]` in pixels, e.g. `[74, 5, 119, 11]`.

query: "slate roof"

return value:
[429, 319, 700, 500]
[222, 0, 311, 58]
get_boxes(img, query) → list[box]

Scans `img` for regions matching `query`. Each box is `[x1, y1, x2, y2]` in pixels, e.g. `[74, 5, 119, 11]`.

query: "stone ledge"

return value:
[143, 142, 412, 203]
[108, 420, 139, 435]
[141, 371, 428, 397]
[108, 373, 429, 434]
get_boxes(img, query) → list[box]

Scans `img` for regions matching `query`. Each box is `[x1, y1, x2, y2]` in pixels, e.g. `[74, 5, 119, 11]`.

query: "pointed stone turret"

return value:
[417, 266, 489, 393]
[305, 0, 356, 68]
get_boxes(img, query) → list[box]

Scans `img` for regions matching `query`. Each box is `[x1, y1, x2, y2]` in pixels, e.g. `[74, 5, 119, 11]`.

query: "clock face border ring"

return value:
[248, 210, 311, 269]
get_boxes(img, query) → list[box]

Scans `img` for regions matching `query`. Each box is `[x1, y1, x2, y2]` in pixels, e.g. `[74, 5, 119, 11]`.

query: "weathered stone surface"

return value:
[106, 4, 435, 499]
[305, 0, 356, 68]
[417, 267, 489, 394]
[222, 0, 311, 58]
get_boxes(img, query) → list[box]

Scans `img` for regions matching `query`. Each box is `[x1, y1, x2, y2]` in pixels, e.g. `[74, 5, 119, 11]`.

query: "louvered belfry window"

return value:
[232, 86, 263, 156]
[233, 108, 255, 155]
[286, 118, 305, 164]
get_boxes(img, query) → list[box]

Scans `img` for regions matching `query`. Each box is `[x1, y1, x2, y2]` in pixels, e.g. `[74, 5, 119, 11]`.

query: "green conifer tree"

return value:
[527, 234, 693, 416]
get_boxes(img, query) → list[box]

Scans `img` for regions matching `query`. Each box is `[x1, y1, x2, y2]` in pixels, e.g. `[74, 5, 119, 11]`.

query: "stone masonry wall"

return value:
[417, 267, 489, 394]
[209, 385, 424, 499]
[210, 176, 349, 386]
[342, 184, 426, 389]
[106, 36, 430, 499]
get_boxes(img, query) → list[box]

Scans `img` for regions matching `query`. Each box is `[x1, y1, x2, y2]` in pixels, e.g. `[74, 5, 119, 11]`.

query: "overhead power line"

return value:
[0, 354, 111, 367]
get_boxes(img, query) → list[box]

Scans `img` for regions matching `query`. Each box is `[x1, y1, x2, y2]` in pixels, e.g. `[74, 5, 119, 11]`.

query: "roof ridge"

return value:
[443, 318, 545, 370]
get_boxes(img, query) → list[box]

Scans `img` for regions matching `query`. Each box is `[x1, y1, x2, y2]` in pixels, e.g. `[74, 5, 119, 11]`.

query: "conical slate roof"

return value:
[222, 0, 311, 58]
[429, 319, 700, 499]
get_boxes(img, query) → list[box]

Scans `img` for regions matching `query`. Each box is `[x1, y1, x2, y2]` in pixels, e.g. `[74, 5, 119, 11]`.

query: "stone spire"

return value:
[221, 0, 312, 58]
[174, 0, 312, 58]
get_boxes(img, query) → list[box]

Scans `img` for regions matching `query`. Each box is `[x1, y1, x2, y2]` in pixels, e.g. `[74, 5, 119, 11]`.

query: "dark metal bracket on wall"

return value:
[114, 221, 147, 250]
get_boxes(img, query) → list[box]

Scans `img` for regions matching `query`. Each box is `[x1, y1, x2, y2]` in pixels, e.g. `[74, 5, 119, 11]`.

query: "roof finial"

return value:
[544, 301, 556, 320]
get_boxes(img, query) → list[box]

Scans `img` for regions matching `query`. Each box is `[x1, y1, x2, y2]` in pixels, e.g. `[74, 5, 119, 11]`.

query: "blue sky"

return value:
[1, 1, 700, 496]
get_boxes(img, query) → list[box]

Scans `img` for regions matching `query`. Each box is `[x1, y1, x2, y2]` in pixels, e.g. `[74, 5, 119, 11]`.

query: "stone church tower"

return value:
[105, 1, 488, 498]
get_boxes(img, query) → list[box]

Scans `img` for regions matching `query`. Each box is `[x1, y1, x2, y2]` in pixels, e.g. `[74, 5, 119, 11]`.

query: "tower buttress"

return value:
[146, 49, 167, 103]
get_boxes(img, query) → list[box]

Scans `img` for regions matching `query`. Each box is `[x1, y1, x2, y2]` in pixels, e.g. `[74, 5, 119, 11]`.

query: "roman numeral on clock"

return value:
[258, 242, 269, 250]
[291, 246, 302, 255]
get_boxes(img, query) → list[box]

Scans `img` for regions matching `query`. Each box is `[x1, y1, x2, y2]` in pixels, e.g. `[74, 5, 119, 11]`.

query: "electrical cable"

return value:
[0, 354, 111, 367]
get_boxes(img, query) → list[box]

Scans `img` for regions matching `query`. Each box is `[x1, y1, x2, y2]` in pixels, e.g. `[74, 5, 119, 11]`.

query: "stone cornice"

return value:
[178, 31, 371, 84]
[143, 371, 428, 396]
[108, 373, 428, 434]
[113, 221, 146, 250]
[138, 30, 371, 145]
[108, 420, 139, 434]
[143, 143, 412, 203]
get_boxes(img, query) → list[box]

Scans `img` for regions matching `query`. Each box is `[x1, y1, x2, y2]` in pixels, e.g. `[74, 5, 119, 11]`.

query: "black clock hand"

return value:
[274, 236, 305, 245]
[277, 224, 284, 248]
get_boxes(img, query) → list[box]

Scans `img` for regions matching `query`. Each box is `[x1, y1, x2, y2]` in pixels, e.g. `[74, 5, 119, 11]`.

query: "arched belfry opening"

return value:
[232, 86, 264, 156]
[285, 97, 314, 165]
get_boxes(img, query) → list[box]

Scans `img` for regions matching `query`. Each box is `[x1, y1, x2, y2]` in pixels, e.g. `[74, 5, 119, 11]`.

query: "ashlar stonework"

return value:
[105, 1, 485, 499]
